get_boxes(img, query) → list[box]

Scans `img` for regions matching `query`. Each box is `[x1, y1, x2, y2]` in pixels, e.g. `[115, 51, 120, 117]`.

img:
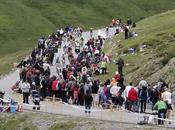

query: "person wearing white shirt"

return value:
[138, 78, 148, 89]
[110, 83, 120, 105]
[162, 88, 173, 123]
[124, 84, 132, 100]
[21, 80, 31, 104]
[124, 82, 132, 110]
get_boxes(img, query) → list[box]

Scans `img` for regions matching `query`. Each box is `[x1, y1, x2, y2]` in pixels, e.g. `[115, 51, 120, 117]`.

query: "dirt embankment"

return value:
[125, 57, 175, 87]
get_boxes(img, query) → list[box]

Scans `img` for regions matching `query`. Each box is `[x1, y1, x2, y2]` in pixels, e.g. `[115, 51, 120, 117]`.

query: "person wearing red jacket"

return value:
[128, 85, 138, 112]
[114, 71, 121, 82]
[52, 77, 59, 97]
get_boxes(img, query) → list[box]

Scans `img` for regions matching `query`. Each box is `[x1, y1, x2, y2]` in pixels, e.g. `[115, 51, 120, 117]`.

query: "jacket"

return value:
[139, 89, 148, 101]
[117, 58, 124, 68]
[85, 95, 93, 106]
[110, 85, 120, 97]
[128, 87, 138, 101]
[99, 61, 107, 68]
[21, 82, 30, 93]
[162, 91, 172, 104]
[153, 100, 167, 111]
[52, 80, 59, 91]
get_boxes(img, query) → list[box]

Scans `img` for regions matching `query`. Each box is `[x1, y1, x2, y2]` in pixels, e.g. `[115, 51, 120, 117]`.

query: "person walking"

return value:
[21, 80, 31, 104]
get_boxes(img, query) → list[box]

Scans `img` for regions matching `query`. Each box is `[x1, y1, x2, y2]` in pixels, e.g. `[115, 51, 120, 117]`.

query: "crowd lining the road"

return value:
[0, 18, 175, 125]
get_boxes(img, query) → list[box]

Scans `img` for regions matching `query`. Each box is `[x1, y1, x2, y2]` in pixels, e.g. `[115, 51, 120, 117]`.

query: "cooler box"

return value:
[10, 105, 16, 113]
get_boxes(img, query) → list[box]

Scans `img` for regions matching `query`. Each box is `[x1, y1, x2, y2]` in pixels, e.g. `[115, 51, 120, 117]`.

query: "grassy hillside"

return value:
[102, 9, 175, 86]
[0, 0, 175, 75]
[0, 0, 55, 76]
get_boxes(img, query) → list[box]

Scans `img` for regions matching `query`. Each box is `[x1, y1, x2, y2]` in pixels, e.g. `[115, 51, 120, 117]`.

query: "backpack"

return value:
[140, 89, 147, 100]
[56, 82, 61, 91]
[128, 88, 138, 101]
[80, 86, 84, 95]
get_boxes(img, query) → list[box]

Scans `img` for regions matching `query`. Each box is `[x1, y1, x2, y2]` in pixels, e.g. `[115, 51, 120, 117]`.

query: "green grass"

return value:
[98, 63, 116, 82]
[49, 122, 75, 130]
[90, 127, 97, 130]
[0, 0, 175, 75]
[0, 114, 36, 130]
[0, 112, 174, 130]
[102, 9, 175, 84]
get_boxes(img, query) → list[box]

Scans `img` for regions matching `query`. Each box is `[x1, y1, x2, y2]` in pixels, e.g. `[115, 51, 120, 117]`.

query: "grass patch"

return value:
[98, 63, 116, 82]
[102, 9, 175, 84]
[90, 127, 97, 130]
[0, 113, 37, 130]
[0, 114, 27, 130]
[99, 50, 151, 82]
[49, 122, 75, 130]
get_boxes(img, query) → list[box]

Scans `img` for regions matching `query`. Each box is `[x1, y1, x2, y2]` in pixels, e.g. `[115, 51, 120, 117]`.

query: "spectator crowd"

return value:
[8, 19, 175, 124]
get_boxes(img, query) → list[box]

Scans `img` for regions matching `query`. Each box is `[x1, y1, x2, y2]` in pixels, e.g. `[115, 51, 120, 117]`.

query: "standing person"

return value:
[99, 59, 107, 74]
[128, 85, 138, 112]
[153, 99, 167, 125]
[34, 74, 41, 91]
[59, 28, 64, 38]
[0, 91, 5, 99]
[40, 76, 48, 99]
[90, 28, 93, 38]
[127, 18, 132, 27]
[62, 54, 66, 67]
[92, 79, 99, 107]
[116, 57, 124, 75]
[110, 81, 121, 106]
[84, 80, 92, 95]
[124, 82, 132, 110]
[124, 26, 129, 39]
[79, 83, 85, 106]
[114, 71, 121, 82]
[162, 87, 173, 124]
[139, 86, 148, 113]
[80, 37, 84, 47]
[62, 68, 67, 81]
[56, 61, 62, 75]
[21, 80, 31, 104]
[85, 90, 93, 116]
[51, 77, 59, 98]
[138, 77, 148, 89]
[105, 27, 109, 38]
[75, 41, 80, 54]
[152, 87, 161, 110]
